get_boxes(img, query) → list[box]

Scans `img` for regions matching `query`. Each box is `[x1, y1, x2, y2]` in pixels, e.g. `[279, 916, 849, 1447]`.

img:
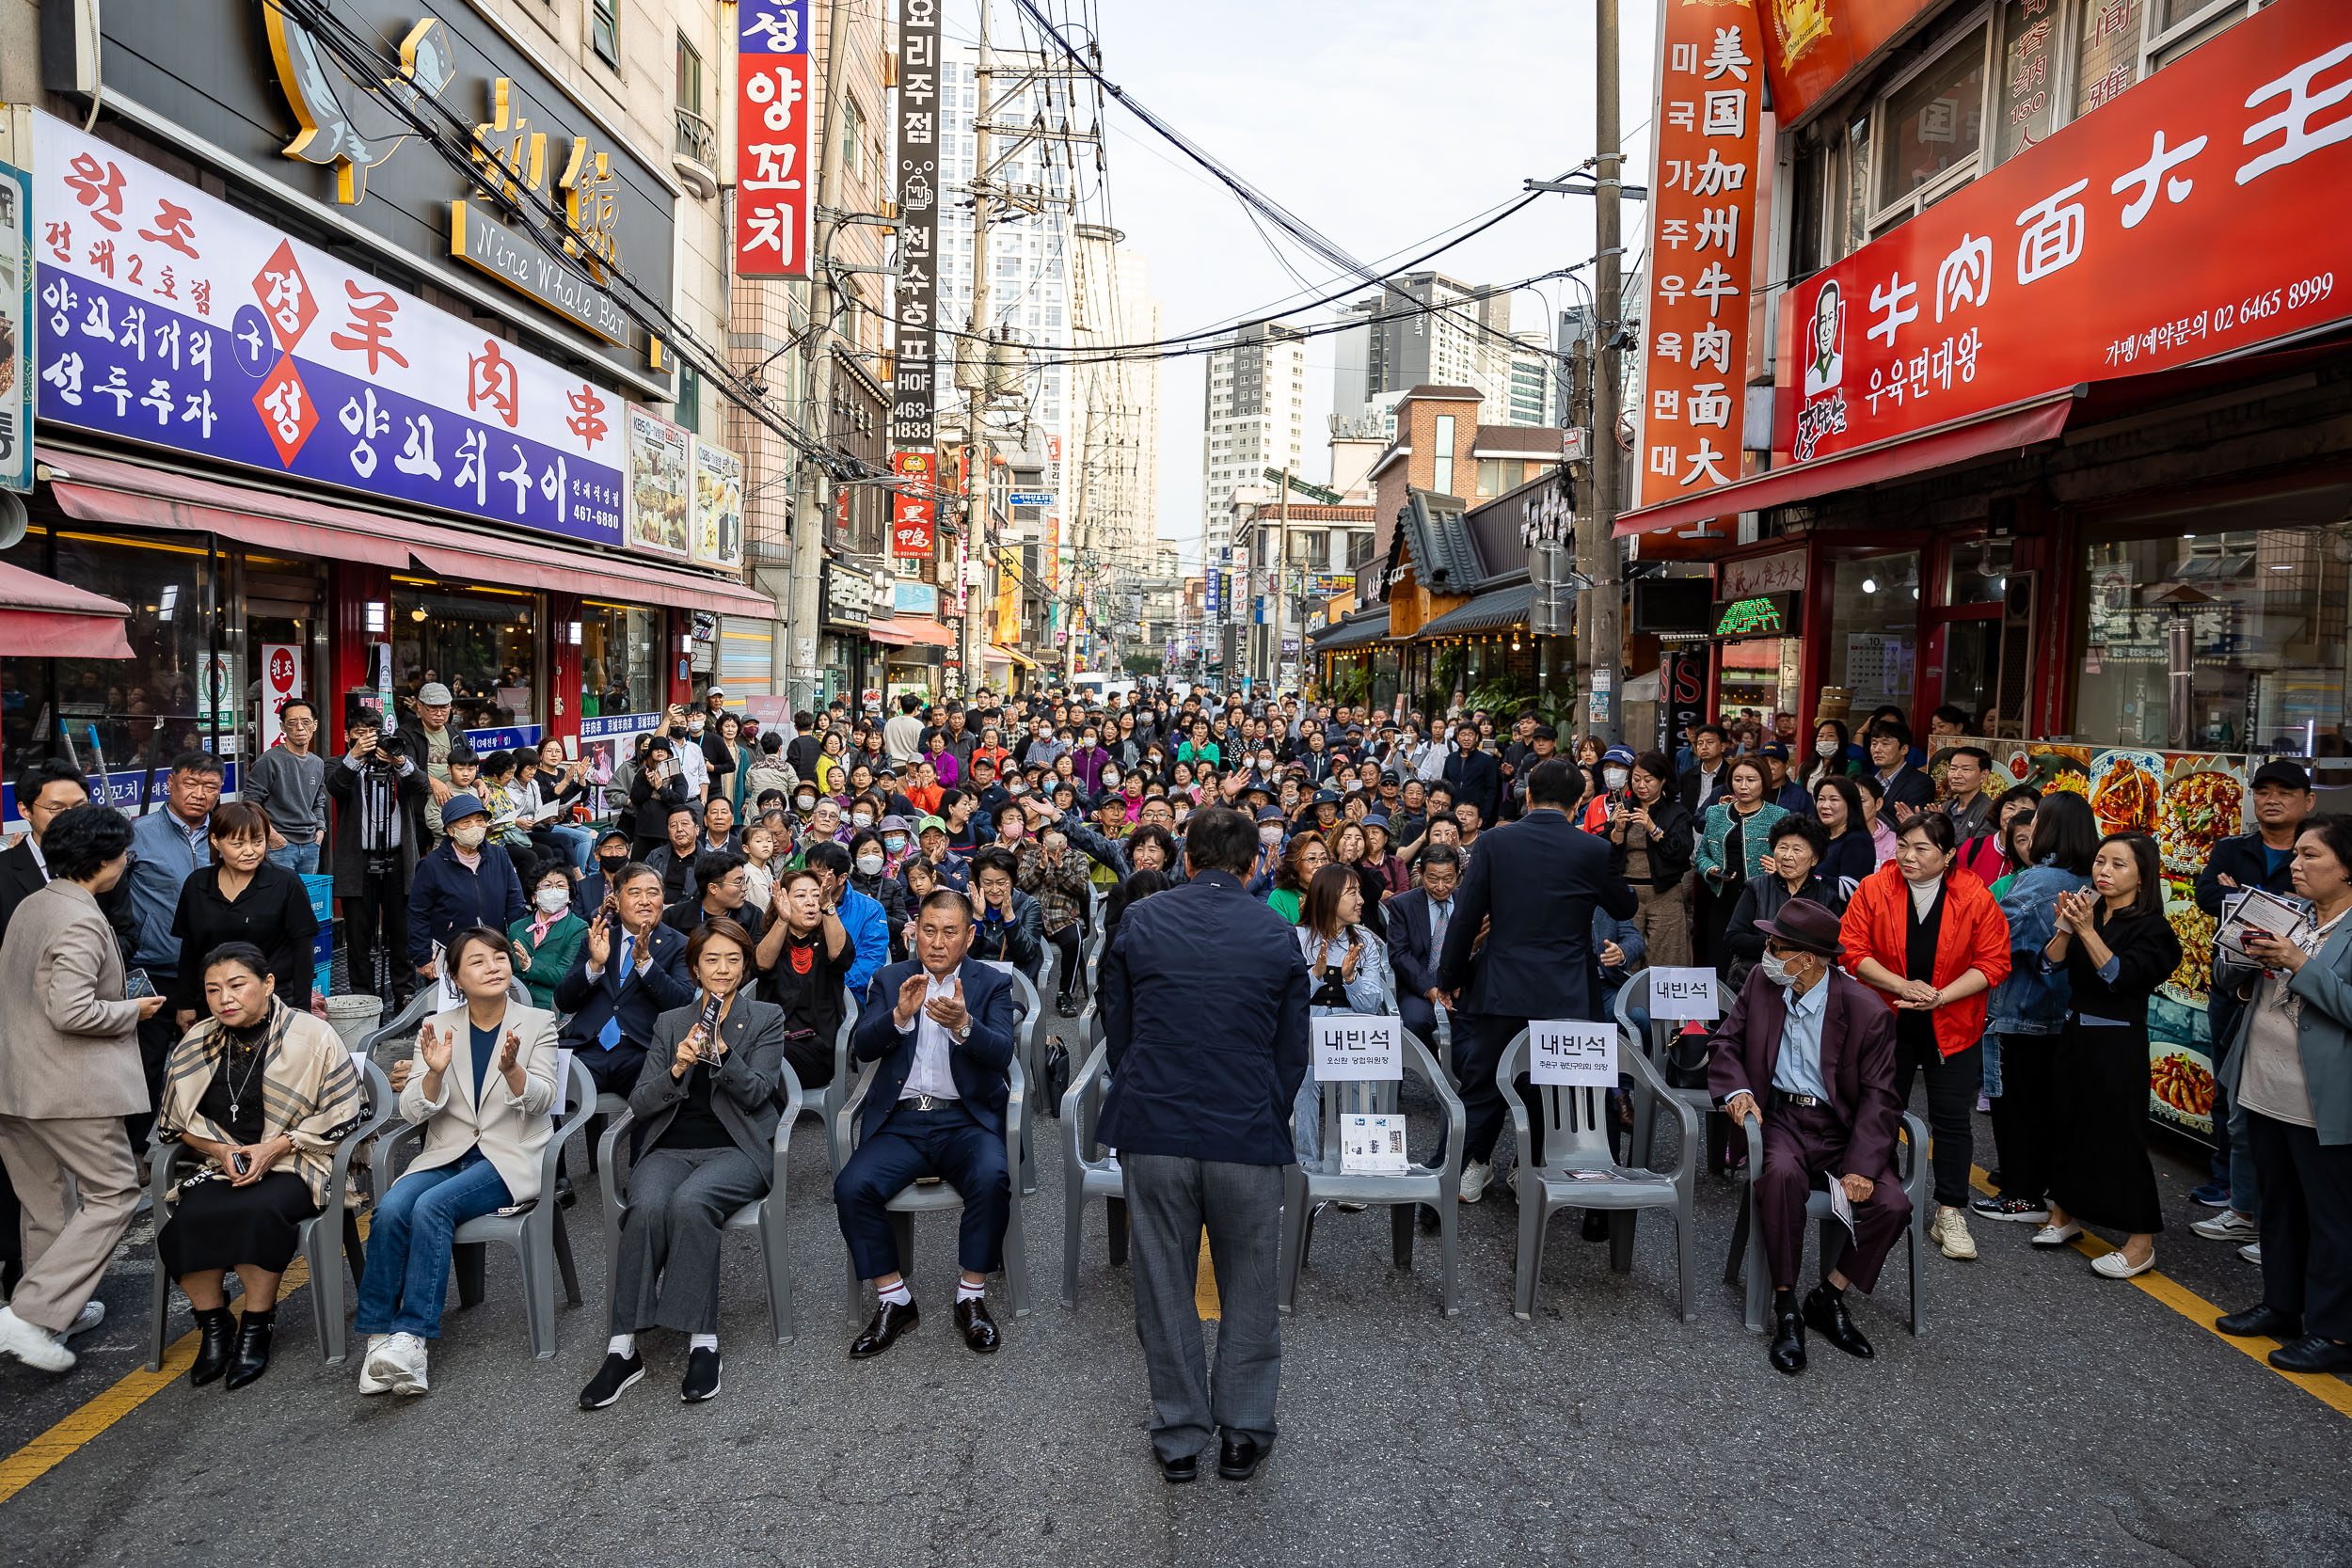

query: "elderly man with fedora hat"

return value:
[1707, 895, 1909, 1376]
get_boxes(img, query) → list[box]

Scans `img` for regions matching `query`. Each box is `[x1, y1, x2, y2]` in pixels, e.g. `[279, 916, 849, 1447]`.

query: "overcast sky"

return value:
[946, 0, 1661, 570]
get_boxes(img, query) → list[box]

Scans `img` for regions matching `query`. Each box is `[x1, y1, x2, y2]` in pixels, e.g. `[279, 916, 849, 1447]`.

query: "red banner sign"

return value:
[892, 450, 936, 558]
[1633, 0, 1769, 510]
[734, 3, 812, 280]
[1757, 0, 1942, 129]
[1779, 0, 2352, 466]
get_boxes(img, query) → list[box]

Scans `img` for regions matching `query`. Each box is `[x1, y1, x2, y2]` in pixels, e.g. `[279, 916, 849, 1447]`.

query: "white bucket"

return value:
[325, 993, 385, 1053]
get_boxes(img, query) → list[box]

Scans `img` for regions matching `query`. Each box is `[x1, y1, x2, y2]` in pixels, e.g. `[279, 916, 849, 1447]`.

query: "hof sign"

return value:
[1529, 1022, 1616, 1088]
[1313, 1015, 1401, 1082]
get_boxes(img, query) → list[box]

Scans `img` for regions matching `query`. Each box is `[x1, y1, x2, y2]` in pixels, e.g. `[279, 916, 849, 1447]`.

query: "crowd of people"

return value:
[0, 676, 2346, 1446]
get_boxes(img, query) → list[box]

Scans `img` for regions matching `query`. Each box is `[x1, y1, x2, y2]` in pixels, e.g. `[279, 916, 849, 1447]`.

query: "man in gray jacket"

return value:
[245, 697, 328, 875]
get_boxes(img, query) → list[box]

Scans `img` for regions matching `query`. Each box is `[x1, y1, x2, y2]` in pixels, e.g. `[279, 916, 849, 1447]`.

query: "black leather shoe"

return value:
[1802, 1285, 1874, 1360]
[1159, 1451, 1198, 1484]
[1217, 1433, 1263, 1481]
[579, 1350, 645, 1409]
[850, 1297, 918, 1359]
[1057, 996, 1078, 1018]
[1581, 1209, 1612, 1243]
[680, 1346, 722, 1402]
[188, 1307, 235, 1387]
[555, 1175, 577, 1209]
[1768, 1308, 1807, 1375]
[2217, 1304, 2303, 1339]
[954, 1295, 1001, 1354]
[2268, 1335, 2352, 1374]
[223, 1311, 275, 1390]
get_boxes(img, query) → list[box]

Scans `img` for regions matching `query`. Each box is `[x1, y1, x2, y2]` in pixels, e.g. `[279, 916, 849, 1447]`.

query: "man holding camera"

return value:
[328, 715, 426, 1006]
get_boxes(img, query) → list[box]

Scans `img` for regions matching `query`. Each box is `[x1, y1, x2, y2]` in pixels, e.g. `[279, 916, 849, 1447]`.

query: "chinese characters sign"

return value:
[892, 449, 936, 559]
[1633, 1, 1766, 509]
[33, 113, 622, 544]
[1781, 0, 2352, 464]
[735, 2, 813, 280]
[893, 0, 940, 449]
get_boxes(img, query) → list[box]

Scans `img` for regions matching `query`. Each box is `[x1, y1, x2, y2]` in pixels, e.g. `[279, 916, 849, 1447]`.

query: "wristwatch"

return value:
[950, 1019, 972, 1043]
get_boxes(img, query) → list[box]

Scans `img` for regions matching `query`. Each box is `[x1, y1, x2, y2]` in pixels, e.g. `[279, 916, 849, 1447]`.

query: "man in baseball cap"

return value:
[1708, 896, 1910, 1377]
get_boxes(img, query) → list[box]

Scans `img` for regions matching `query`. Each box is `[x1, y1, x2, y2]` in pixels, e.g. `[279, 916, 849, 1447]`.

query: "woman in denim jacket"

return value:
[1976, 794, 2099, 1223]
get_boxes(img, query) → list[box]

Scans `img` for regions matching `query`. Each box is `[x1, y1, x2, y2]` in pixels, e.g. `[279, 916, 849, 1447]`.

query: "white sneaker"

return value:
[358, 1334, 394, 1395]
[0, 1306, 76, 1373]
[2240, 1242, 2264, 1265]
[1934, 1206, 1978, 1260]
[67, 1300, 105, 1337]
[2191, 1210, 2259, 1243]
[1458, 1160, 1490, 1203]
[385, 1332, 429, 1395]
[2092, 1248, 2155, 1279]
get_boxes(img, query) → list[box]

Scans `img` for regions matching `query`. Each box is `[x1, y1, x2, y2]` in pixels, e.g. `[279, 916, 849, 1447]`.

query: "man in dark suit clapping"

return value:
[1437, 758, 1639, 1199]
[1099, 804, 1310, 1485]
[554, 863, 694, 1096]
[834, 891, 1020, 1358]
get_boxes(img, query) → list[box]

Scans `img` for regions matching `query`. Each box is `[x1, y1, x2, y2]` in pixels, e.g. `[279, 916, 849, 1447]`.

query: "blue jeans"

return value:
[266, 842, 320, 875]
[547, 823, 596, 871]
[355, 1149, 513, 1338]
[1293, 1073, 1322, 1164]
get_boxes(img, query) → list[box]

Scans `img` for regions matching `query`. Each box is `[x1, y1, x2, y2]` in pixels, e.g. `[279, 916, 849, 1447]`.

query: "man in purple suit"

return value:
[1708, 897, 1910, 1376]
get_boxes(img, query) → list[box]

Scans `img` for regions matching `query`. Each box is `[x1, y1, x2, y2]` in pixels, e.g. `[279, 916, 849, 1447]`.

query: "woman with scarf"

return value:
[509, 862, 590, 1013]
[156, 942, 368, 1388]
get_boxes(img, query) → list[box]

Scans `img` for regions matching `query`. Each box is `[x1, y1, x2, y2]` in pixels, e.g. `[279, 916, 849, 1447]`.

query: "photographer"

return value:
[629, 737, 692, 860]
[328, 716, 426, 1007]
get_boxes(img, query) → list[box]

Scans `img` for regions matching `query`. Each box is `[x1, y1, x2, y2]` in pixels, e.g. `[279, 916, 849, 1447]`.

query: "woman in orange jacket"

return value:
[1840, 812, 2013, 1261]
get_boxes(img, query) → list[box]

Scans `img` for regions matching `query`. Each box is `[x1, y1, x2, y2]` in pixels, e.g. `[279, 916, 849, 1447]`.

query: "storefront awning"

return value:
[985, 643, 1040, 670]
[866, 618, 956, 648]
[1414, 580, 1534, 640]
[1613, 391, 2079, 538]
[39, 447, 776, 616]
[0, 562, 135, 658]
[1313, 607, 1390, 653]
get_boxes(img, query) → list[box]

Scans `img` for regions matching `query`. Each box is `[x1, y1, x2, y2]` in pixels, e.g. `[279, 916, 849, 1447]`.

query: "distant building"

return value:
[1201, 322, 1310, 557]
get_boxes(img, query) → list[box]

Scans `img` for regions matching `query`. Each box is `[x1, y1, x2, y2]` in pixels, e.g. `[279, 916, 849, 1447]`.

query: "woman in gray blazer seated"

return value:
[357, 927, 559, 1397]
[581, 917, 787, 1408]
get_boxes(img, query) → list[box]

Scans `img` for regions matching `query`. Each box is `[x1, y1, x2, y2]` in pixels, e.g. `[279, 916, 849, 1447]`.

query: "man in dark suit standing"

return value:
[554, 863, 694, 1096]
[835, 890, 1019, 1358]
[1099, 804, 1309, 1485]
[1708, 897, 1909, 1376]
[1437, 758, 1639, 1200]
[1440, 721, 1502, 832]
[1386, 841, 1462, 1048]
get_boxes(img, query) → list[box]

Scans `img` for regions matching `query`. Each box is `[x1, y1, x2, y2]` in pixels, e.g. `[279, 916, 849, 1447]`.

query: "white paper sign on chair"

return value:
[1529, 1021, 1616, 1087]
[1645, 967, 1720, 1021]
[1313, 1015, 1402, 1081]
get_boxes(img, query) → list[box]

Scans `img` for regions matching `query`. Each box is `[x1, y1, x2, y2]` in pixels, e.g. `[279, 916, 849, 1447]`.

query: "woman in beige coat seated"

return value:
[356, 927, 557, 1396]
[157, 942, 367, 1389]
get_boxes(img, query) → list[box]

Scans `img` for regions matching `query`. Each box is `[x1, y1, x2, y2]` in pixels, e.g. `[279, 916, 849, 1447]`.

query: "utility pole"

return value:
[791, 0, 858, 706]
[963, 0, 997, 695]
[1581, 0, 1627, 745]
[1276, 464, 1291, 695]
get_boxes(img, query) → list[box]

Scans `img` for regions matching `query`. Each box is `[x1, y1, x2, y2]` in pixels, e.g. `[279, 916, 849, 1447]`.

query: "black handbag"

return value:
[1039, 1041, 1071, 1113]
[1663, 1025, 1716, 1091]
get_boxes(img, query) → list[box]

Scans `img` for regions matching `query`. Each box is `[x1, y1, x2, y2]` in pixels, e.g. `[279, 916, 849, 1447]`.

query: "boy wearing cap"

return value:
[1708, 897, 1910, 1376]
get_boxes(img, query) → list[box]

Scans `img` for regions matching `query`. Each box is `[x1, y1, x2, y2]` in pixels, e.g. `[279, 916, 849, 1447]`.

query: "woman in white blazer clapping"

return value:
[356, 926, 558, 1395]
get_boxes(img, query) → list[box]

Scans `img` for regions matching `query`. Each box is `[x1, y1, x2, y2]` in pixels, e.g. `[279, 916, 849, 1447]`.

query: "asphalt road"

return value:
[5, 1007, 2350, 1568]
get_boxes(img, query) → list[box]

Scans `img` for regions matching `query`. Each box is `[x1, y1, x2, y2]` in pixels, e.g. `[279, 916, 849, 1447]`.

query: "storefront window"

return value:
[2, 527, 222, 777]
[1717, 636, 1802, 722]
[1824, 551, 1920, 722]
[1879, 26, 1987, 210]
[2079, 530, 2349, 753]
[1945, 537, 2009, 606]
[580, 602, 661, 717]
[391, 583, 540, 734]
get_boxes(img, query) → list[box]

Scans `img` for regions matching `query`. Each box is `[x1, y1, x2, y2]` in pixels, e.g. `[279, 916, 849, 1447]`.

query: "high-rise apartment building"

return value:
[1330, 273, 1513, 432]
[1200, 322, 1310, 556]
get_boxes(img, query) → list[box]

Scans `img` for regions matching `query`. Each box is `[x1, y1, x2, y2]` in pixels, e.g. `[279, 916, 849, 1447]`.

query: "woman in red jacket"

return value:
[1840, 812, 2013, 1262]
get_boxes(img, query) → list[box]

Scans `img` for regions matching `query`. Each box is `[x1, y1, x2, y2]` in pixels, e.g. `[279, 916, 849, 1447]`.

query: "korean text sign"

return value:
[892, 0, 940, 449]
[1529, 1021, 1616, 1088]
[893, 450, 936, 559]
[1644, 967, 1721, 1022]
[33, 113, 623, 546]
[736, 2, 813, 279]
[1633, 0, 1766, 509]
[1313, 1015, 1402, 1082]
[1782, 0, 2352, 466]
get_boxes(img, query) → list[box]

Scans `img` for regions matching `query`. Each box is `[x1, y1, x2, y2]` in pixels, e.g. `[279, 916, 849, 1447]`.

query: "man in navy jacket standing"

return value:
[1437, 759, 1639, 1196]
[1099, 804, 1310, 1486]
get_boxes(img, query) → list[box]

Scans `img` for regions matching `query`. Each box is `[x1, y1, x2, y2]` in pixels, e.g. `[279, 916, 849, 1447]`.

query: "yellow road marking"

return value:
[1968, 1166, 2352, 1419]
[1196, 1230, 1220, 1322]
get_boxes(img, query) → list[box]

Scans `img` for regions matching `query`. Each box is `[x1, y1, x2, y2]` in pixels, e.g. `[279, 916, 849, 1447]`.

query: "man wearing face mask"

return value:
[405, 793, 528, 983]
[1708, 897, 1909, 1376]
[669, 706, 711, 807]
[574, 827, 637, 921]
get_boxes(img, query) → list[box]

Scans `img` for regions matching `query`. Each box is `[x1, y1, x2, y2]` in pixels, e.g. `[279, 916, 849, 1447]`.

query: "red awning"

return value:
[39, 447, 776, 616]
[866, 618, 956, 648]
[0, 562, 135, 657]
[1614, 391, 2079, 537]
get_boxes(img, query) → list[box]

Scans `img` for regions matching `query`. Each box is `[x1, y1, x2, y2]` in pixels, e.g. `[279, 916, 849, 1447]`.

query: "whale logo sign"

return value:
[264, 8, 457, 204]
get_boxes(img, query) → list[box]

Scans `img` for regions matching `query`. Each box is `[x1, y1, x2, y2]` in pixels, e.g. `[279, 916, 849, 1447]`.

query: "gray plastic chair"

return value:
[1613, 969, 1731, 1176]
[1499, 1027, 1701, 1323]
[358, 990, 437, 1072]
[1279, 1028, 1465, 1316]
[1058, 1021, 1130, 1309]
[977, 958, 1043, 1194]
[145, 1054, 398, 1370]
[1726, 1107, 1931, 1337]
[371, 1054, 596, 1358]
[833, 1053, 1032, 1320]
[596, 1063, 809, 1344]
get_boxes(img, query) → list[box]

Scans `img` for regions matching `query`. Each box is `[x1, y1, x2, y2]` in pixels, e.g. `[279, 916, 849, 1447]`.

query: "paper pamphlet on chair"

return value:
[1529, 1021, 1615, 1087]
[1826, 1177, 1858, 1239]
[1645, 967, 1719, 1021]
[1339, 1115, 1408, 1175]
[1314, 1015, 1402, 1081]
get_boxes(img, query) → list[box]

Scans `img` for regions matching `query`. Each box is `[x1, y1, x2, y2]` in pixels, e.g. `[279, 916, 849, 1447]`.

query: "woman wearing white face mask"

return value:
[508, 863, 590, 1012]
[846, 829, 911, 960]
[1804, 719, 1854, 795]
[405, 793, 529, 991]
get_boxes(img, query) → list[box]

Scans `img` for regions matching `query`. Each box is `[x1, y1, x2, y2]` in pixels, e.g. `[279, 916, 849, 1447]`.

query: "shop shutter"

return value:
[718, 614, 775, 696]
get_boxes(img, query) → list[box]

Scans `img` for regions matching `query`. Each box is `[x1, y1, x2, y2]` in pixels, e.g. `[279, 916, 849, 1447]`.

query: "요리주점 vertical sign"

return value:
[30, 112, 623, 544]
[736, 1, 813, 279]
[1632, 0, 1766, 512]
